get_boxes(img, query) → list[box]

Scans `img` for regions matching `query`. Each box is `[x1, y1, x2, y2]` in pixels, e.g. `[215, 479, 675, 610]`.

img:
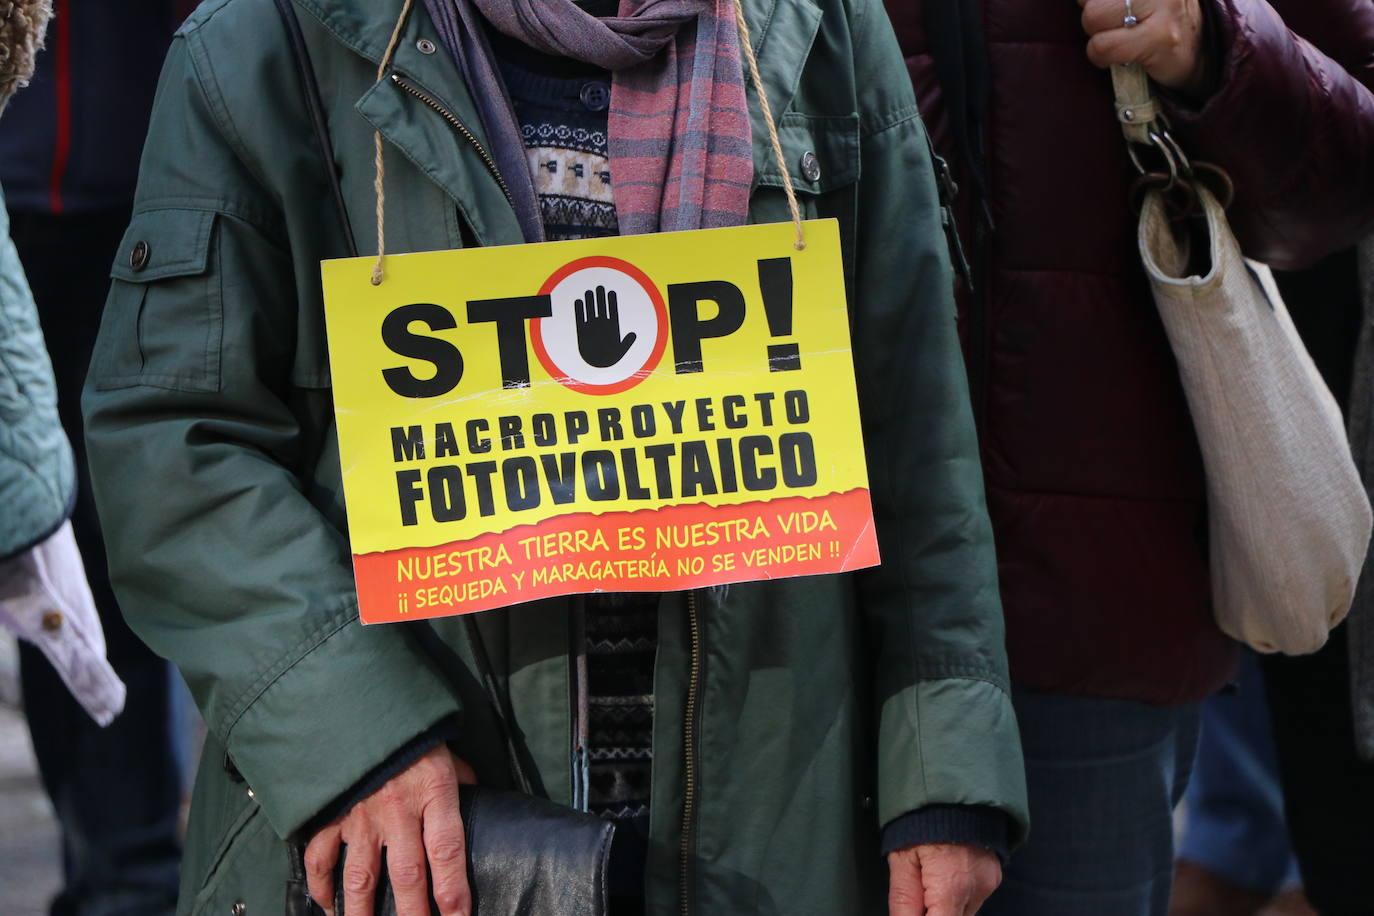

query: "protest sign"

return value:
[321, 219, 879, 624]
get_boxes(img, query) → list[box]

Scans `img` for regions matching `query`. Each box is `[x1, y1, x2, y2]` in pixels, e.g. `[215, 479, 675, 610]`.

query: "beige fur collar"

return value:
[0, 0, 52, 112]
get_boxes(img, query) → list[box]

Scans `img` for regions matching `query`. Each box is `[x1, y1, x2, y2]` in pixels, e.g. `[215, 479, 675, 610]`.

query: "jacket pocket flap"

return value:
[755, 113, 860, 194]
[110, 208, 216, 283]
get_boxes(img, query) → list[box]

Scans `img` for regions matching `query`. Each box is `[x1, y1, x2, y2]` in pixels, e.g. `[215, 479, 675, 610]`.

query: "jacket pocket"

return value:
[92, 207, 222, 393]
[751, 112, 860, 220]
[750, 112, 861, 293]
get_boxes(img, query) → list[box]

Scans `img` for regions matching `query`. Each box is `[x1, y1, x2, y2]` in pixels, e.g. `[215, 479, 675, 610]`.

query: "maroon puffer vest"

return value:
[886, 0, 1236, 705]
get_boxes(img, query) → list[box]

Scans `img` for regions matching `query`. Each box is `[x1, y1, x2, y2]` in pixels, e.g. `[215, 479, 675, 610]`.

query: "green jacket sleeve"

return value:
[81, 35, 461, 839]
[846, 0, 1029, 847]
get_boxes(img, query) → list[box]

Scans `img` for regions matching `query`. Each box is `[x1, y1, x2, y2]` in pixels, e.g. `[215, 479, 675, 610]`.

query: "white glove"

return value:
[0, 521, 126, 725]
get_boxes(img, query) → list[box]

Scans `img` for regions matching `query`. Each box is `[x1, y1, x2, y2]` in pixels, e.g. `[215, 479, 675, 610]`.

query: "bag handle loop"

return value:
[1112, 63, 1234, 211]
[1111, 63, 1190, 190]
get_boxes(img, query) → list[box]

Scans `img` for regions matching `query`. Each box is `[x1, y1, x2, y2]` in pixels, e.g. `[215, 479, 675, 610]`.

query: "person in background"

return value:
[0, 2, 195, 913]
[1261, 238, 1374, 916]
[0, 0, 126, 735]
[1210, 10, 1374, 895]
[883, 0, 1374, 913]
[1170, 653, 1312, 916]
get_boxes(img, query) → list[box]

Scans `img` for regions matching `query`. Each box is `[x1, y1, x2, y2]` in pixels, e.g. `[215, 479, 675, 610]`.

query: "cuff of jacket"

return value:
[876, 677, 1030, 850]
[306, 716, 462, 834]
[881, 804, 1011, 864]
[225, 608, 464, 840]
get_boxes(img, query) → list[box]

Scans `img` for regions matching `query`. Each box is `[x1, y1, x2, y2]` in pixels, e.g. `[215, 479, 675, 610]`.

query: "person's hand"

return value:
[1078, 0, 1210, 95]
[888, 843, 1003, 916]
[305, 746, 477, 916]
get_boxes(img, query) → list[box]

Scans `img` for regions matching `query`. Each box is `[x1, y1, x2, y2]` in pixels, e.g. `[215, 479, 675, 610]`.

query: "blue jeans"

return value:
[1178, 651, 1298, 894]
[979, 689, 1201, 916]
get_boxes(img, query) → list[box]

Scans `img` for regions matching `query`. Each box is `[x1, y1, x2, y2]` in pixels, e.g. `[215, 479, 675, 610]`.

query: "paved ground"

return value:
[0, 633, 62, 916]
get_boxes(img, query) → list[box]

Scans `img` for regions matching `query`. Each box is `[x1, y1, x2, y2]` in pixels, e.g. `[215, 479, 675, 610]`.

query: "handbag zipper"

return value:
[679, 590, 703, 916]
[389, 73, 514, 207]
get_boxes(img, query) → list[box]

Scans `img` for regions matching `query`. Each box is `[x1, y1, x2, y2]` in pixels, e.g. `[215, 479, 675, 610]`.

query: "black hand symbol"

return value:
[574, 286, 638, 368]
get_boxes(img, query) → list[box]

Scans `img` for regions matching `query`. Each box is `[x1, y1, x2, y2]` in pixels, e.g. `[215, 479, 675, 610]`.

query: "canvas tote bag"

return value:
[1112, 63, 1372, 654]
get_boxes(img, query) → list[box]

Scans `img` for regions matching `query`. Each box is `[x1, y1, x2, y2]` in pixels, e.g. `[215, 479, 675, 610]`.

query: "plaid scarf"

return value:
[422, 0, 752, 240]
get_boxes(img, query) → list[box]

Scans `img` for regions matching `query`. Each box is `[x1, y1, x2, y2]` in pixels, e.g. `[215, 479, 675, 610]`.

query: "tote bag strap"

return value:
[272, 0, 532, 792]
[1110, 63, 1234, 211]
[272, 0, 359, 258]
[1110, 63, 1193, 185]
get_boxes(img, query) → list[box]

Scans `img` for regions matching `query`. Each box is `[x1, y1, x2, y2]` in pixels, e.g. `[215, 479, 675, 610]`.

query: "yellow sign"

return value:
[322, 220, 878, 624]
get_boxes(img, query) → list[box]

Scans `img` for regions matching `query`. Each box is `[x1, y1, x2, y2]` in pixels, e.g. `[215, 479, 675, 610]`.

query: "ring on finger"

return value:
[1124, 0, 1139, 28]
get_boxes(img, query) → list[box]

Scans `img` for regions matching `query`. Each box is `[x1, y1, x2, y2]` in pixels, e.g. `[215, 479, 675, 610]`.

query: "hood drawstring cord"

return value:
[372, 0, 414, 285]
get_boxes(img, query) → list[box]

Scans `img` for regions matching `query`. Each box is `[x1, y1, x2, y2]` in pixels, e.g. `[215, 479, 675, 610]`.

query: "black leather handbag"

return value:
[282, 620, 615, 915]
[314, 786, 614, 916]
[285, 732, 614, 916]
[272, 3, 614, 912]
[282, 619, 615, 916]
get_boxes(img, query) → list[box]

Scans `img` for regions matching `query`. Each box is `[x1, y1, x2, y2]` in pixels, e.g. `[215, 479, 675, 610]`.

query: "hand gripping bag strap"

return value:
[329, 786, 613, 916]
[281, 629, 614, 916]
[1116, 63, 1373, 655]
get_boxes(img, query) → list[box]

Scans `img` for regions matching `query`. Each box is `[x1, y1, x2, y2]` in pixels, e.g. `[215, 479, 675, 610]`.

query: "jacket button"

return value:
[800, 150, 821, 183]
[579, 81, 611, 112]
[41, 611, 64, 632]
[230, 902, 246, 916]
[416, 38, 437, 55]
[861, 794, 874, 810]
[130, 240, 151, 271]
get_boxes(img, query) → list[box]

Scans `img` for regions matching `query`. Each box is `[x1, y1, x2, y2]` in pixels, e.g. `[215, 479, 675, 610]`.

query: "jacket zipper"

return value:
[679, 590, 703, 916]
[388, 73, 514, 207]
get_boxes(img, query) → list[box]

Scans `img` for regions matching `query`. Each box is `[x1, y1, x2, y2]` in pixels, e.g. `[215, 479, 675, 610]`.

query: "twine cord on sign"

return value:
[367, 0, 805, 285]
[372, 0, 415, 285]
[732, 0, 805, 251]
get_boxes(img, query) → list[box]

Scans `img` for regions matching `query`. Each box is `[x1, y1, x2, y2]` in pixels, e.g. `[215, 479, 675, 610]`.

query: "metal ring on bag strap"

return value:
[1126, 129, 1190, 192]
[1129, 160, 1236, 218]
[1113, 63, 1236, 215]
[1192, 161, 1235, 210]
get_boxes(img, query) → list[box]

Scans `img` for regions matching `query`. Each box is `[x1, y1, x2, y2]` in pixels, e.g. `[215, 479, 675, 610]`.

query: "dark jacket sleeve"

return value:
[1163, 0, 1374, 269]
[847, 0, 1029, 849]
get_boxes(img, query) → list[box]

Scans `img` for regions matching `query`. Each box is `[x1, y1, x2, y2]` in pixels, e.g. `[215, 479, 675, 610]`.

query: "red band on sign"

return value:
[353, 488, 879, 623]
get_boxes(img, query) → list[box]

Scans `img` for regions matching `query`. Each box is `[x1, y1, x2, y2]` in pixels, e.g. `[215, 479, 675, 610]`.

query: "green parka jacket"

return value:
[82, 0, 1028, 912]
